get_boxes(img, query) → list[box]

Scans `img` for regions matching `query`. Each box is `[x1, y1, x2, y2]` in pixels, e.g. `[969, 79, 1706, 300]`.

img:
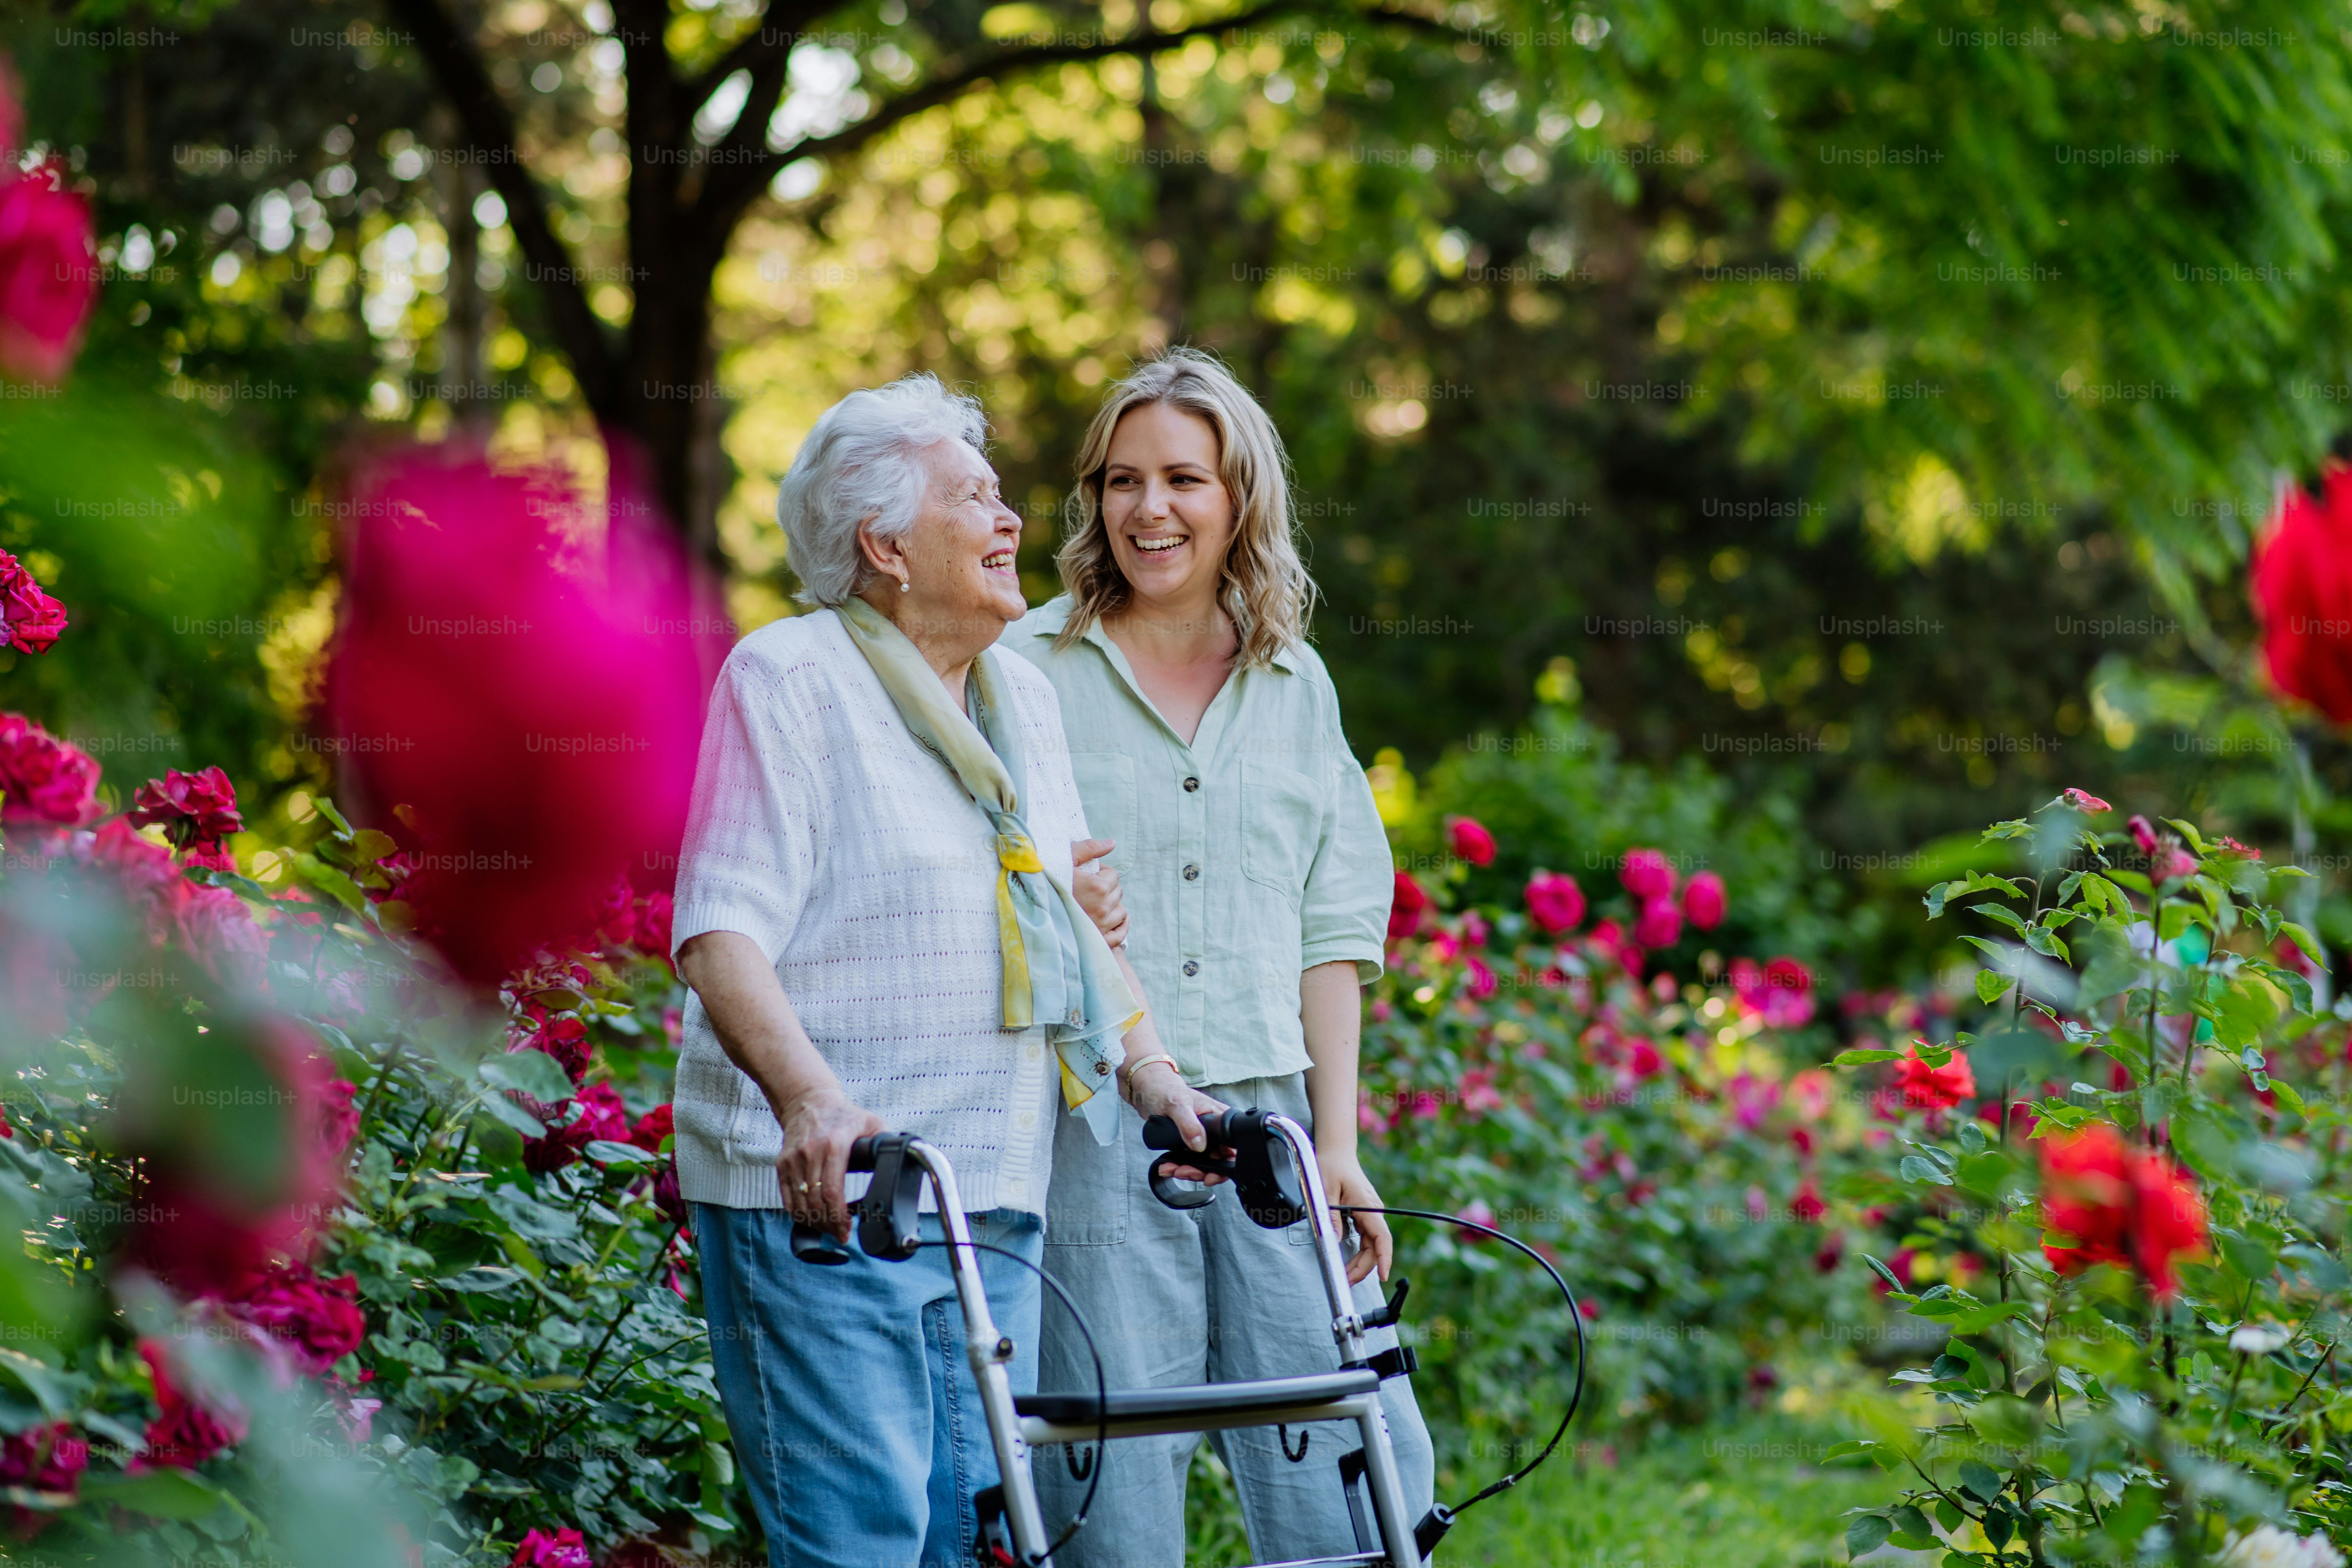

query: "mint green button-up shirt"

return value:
[999, 595, 1390, 1087]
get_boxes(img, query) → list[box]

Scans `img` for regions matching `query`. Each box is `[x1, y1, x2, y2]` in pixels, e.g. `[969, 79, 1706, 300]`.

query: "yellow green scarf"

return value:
[837, 598, 1140, 1144]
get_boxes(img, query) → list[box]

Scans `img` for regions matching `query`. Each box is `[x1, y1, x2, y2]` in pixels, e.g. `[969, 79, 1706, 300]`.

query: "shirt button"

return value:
[1183, 776, 1200, 792]
[1018, 1111, 1037, 1129]
[1183, 863, 1200, 881]
[1024, 1043, 1042, 1062]
[1182, 959, 1200, 977]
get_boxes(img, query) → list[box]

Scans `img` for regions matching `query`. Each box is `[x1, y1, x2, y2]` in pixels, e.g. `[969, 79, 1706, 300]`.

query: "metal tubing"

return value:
[1263, 1114, 1371, 1366]
[905, 1139, 1056, 1565]
[1020, 1392, 1382, 1448]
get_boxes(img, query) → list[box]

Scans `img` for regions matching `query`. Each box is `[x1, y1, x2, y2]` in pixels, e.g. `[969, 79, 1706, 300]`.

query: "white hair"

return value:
[777, 374, 991, 606]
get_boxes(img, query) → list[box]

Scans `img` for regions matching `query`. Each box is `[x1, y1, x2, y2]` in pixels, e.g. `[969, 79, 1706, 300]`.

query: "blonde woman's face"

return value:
[1100, 401, 1236, 611]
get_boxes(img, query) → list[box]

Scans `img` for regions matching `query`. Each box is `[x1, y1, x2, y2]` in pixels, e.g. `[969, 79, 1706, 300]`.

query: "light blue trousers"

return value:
[1034, 1073, 1436, 1568]
[697, 1203, 1044, 1568]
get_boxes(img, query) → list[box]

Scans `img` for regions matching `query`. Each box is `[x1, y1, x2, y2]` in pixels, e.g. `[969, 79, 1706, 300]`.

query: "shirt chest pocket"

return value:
[1240, 758, 1323, 898]
[1066, 752, 1136, 869]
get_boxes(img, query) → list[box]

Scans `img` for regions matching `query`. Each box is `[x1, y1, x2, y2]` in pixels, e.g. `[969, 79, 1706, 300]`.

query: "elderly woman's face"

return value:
[1100, 401, 1234, 610]
[898, 439, 1026, 629]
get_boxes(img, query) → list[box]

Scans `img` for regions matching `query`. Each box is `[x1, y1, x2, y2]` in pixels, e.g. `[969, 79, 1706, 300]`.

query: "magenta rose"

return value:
[629, 1103, 674, 1152]
[226, 1263, 367, 1377]
[1680, 871, 1726, 931]
[1446, 816, 1497, 867]
[1619, 848, 1676, 901]
[0, 1419, 87, 1536]
[634, 890, 674, 959]
[0, 713, 99, 826]
[1632, 895, 1682, 950]
[1524, 870, 1584, 934]
[575, 1082, 632, 1146]
[0, 163, 96, 384]
[0, 548, 65, 654]
[130, 766, 244, 853]
[1761, 956, 1816, 1028]
[512, 1527, 595, 1568]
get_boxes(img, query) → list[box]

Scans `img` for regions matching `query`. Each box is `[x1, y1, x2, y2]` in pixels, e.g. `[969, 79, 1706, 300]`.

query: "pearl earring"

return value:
[899, 577, 911, 593]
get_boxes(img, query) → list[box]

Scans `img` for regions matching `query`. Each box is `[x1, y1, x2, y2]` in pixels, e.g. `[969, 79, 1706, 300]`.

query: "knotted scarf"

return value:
[837, 598, 1140, 1144]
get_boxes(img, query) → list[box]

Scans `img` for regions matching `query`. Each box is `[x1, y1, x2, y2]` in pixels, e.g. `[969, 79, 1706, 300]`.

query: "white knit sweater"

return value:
[668, 608, 1086, 1216]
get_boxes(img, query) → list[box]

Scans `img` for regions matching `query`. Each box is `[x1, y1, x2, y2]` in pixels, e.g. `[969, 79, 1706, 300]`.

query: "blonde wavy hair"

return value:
[1055, 348, 1315, 669]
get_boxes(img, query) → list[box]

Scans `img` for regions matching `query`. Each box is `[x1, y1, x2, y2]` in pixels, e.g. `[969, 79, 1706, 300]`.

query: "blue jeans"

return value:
[697, 1203, 1044, 1568]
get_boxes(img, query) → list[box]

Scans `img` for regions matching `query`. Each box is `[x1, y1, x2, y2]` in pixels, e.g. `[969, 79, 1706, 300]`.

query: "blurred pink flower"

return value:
[1632, 895, 1682, 949]
[1619, 848, 1676, 901]
[1790, 1179, 1825, 1223]
[225, 1263, 366, 1377]
[325, 449, 719, 983]
[1459, 1067, 1503, 1116]
[1626, 1040, 1664, 1079]
[1454, 1198, 1497, 1241]
[575, 1082, 632, 1146]
[1446, 816, 1497, 866]
[2128, 814, 2199, 882]
[0, 161, 97, 384]
[1726, 1072, 1780, 1130]
[1464, 954, 1497, 999]
[512, 1528, 595, 1568]
[635, 890, 675, 960]
[1680, 871, 1726, 930]
[0, 548, 65, 654]
[0, 1420, 85, 1534]
[1760, 957, 1815, 1027]
[1523, 870, 1584, 934]
[2060, 788, 2111, 814]
[1745, 1184, 1769, 1222]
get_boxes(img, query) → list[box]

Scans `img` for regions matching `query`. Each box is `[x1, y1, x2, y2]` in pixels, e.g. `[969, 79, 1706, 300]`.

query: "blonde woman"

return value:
[1003, 349, 1433, 1565]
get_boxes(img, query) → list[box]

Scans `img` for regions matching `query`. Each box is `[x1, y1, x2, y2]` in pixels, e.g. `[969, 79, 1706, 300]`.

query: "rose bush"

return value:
[1832, 794, 2352, 1564]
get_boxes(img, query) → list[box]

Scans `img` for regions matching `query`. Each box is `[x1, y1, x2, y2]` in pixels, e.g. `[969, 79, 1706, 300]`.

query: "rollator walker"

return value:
[790, 1108, 1482, 1568]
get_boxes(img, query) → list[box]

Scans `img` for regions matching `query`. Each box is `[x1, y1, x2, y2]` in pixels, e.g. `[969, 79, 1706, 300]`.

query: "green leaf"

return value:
[479, 1049, 575, 1106]
[476, 1094, 548, 1139]
[310, 796, 356, 836]
[1861, 1253, 1907, 1291]
[1957, 1459, 2004, 1503]
[2211, 977, 2283, 1050]
[80, 1469, 229, 1520]
[486, 1186, 580, 1242]
[1834, 1049, 1902, 1066]
[1899, 1155, 1954, 1187]
[289, 851, 368, 912]
[1974, 903, 2030, 935]
[585, 1140, 659, 1166]
[1975, 969, 2016, 1004]
[1889, 1504, 1932, 1542]
[1846, 1514, 1891, 1557]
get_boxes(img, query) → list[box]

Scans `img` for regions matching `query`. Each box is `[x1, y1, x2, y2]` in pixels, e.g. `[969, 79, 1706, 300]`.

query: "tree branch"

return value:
[383, 0, 621, 416]
[684, 0, 839, 109]
[691, 0, 1391, 229]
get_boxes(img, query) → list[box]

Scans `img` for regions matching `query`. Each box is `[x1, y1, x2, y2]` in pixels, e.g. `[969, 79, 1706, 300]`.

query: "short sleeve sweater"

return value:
[668, 607, 1088, 1217]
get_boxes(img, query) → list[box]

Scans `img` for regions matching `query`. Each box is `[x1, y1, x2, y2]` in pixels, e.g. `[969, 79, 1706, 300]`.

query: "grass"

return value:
[1182, 1405, 1892, 1567]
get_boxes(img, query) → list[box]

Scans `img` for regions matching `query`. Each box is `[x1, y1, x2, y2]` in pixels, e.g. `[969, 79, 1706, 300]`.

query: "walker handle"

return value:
[787, 1135, 889, 1264]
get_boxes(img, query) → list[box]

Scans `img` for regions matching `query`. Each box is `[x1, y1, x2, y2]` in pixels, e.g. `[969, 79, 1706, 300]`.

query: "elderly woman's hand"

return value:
[1070, 838, 1129, 947]
[775, 1086, 890, 1240]
[1125, 1062, 1231, 1184]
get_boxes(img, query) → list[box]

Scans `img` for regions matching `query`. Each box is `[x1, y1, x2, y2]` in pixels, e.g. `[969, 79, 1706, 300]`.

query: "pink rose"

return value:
[1790, 1179, 1825, 1224]
[1464, 955, 1497, 1000]
[0, 163, 95, 384]
[591, 874, 636, 949]
[1626, 1039, 1664, 1079]
[1454, 1198, 1498, 1242]
[2060, 788, 2111, 814]
[576, 1082, 632, 1145]
[512, 1014, 591, 1084]
[0, 713, 99, 826]
[1459, 1067, 1503, 1116]
[0, 548, 65, 654]
[1446, 816, 1497, 867]
[167, 881, 269, 984]
[0, 1419, 86, 1535]
[1761, 957, 1815, 1028]
[1680, 871, 1726, 931]
[1632, 895, 1682, 950]
[512, 1527, 595, 1568]
[1619, 847, 1675, 901]
[226, 1263, 367, 1377]
[1524, 870, 1584, 934]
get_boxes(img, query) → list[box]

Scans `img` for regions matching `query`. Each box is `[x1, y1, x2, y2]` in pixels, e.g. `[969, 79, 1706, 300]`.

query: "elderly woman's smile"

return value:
[883, 438, 1029, 641]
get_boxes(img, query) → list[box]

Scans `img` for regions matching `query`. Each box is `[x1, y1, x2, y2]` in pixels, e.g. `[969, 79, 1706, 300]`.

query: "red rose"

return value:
[513, 1014, 591, 1084]
[2253, 465, 2352, 723]
[1387, 871, 1430, 941]
[1464, 954, 1498, 1000]
[0, 163, 96, 384]
[1446, 816, 1497, 867]
[0, 1419, 86, 1536]
[512, 1527, 595, 1568]
[1626, 1039, 1664, 1079]
[575, 1082, 632, 1146]
[324, 450, 719, 983]
[1680, 871, 1726, 931]
[1632, 895, 1682, 950]
[591, 874, 636, 949]
[629, 1103, 674, 1152]
[653, 1160, 688, 1228]
[1524, 870, 1585, 934]
[2059, 788, 2111, 814]
[0, 548, 65, 654]
[2038, 1122, 2135, 1275]
[1761, 957, 1816, 1028]
[226, 1263, 367, 1377]
[317, 1077, 360, 1160]
[2128, 1154, 2208, 1298]
[1893, 1047, 1976, 1111]
[130, 766, 244, 856]
[1619, 847, 1676, 901]
[1812, 1233, 1845, 1274]
[0, 713, 98, 826]
[1790, 1179, 1826, 1224]
[634, 890, 674, 959]
[134, 1341, 247, 1471]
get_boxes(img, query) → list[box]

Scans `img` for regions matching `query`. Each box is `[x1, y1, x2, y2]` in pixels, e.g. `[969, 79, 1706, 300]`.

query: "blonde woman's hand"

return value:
[1070, 838, 1129, 947]
[1319, 1150, 1394, 1285]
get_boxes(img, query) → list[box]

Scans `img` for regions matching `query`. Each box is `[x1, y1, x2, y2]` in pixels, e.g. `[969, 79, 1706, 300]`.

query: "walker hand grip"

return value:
[787, 1135, 899, 1264]
[1141, 1113, 1237, 1210]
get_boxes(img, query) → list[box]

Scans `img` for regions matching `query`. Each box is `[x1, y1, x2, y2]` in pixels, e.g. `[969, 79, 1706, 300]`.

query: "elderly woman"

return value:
[671, 374, 1206, 1566]
[1002, 349, 1435, 1565]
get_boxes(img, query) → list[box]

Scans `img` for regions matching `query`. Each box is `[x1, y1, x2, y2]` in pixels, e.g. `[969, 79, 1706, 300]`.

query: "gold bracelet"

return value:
[1123, 1053, 1182, 1088]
